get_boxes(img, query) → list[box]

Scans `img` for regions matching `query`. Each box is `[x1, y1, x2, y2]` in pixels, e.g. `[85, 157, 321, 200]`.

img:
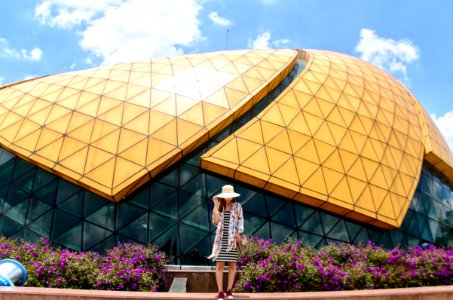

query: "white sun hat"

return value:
[216, 185, 240, 198]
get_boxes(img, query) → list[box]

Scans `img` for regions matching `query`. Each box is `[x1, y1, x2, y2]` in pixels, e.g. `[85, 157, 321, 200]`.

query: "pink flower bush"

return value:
[236, 238, 453, 292]
[0, 237, 167, 291]
[96, 243, 167, 291]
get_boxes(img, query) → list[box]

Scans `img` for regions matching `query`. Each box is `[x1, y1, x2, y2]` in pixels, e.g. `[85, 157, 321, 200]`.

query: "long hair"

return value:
[218, 197, 235, 212]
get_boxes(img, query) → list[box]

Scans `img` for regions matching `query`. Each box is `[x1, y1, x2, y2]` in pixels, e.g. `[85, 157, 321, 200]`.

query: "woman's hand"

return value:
[234, 233, 240, 242]
[213, 196, 219, 210]
[212, 196, 220, 226]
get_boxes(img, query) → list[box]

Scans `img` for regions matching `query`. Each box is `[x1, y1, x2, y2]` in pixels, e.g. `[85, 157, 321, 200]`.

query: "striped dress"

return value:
[215, 211, 239, 262]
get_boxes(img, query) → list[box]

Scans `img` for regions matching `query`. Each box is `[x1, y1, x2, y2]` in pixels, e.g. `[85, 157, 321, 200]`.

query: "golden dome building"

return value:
[0, 49, 452, 264]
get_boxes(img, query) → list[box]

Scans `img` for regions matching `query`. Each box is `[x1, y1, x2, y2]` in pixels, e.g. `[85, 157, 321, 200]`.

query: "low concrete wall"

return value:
[1, 286, 453, 300]
[164, 265, 226, 292]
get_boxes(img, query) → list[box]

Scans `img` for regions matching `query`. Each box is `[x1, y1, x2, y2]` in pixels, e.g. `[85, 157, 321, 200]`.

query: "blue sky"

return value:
[0, 0, 452, 150]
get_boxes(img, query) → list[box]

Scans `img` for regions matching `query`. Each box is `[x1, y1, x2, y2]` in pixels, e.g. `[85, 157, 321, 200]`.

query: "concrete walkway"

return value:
[1, 286, 453, 300]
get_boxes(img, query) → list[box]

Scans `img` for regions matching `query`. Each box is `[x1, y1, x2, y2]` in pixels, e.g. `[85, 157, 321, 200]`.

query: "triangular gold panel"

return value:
[0, 49, 297, 201]
[202, 49, 430, 229]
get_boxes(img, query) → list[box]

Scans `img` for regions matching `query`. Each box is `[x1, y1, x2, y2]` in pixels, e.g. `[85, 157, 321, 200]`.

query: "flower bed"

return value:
[236, 238, 453, 292]
[2, 236, 452, 293]
[0, 237, 168, 291]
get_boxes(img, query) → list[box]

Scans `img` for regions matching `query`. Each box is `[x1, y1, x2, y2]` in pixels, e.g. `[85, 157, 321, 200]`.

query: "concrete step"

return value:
[168, 277, 187, 293]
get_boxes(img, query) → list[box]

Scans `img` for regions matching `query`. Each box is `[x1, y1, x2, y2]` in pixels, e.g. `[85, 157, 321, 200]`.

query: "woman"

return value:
[208, 185, 244, 300]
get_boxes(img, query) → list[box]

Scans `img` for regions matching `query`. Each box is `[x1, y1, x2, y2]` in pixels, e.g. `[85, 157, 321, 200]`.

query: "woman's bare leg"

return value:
[216, 261, 225, 292]
[227, 262, 236, 290]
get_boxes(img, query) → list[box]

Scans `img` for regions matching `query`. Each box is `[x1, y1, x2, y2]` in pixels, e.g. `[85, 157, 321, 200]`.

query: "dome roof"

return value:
[0, 48, 452, 229]
[201, 50, 453, 229]
[0, 49, 296, 201]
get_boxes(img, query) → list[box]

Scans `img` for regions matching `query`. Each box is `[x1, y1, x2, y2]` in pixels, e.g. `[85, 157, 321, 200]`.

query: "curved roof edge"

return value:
[414, 100, 453, 188]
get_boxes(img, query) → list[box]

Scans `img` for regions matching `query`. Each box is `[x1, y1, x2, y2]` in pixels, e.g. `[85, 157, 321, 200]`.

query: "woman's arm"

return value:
[237, 203, 244, 233]
[212, 196, 220, 226]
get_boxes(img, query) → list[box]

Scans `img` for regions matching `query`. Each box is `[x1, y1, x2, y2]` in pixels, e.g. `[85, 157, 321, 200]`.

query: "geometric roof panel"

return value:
[0, 49, 298, 201]
[201, 49, 449, 229]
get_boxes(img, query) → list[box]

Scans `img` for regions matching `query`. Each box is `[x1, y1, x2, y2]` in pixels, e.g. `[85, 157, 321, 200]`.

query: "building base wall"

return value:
[1, 286, 453, 300]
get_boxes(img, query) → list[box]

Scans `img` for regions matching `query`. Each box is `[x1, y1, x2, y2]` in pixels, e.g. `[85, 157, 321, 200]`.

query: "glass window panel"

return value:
[153, 192, 178, 219]
[0, 184, 9, 211]
[35, 180, 59, 206]
[253, 221, 271, 240]
[13, 159, 34, 181]
[27, 197, 52, 223]
[270, 221, 294, 244]
[116, 202, 146, 230]
[4, 199, 28, 225]
[6, 186, 29, 209]
[178, 190, 204, 218]
[128, 186, 150, 210]
[179, 163, 200, 187]
[56, 180, 82, 203]
[83, 192, 108, 217]
[0, 148, 14, 166]
[52, 209, 81, 238]
[83, 222, 112, 250]
[151, 224, 179, 264]
[180, 173, 206, 199]
[352, 228, 370, 244]
[14, 170, 35, 192]
[326, 220, 349, 242]
[244, 214, 266, 235]
[299, 212, 324, 236]
[0, 216, 23, 236]
[367, 228, 384, 243]
[59, 192, 84, 217]
[118, 213, 148, 243]
[243, 194, 267, 218]
[389, 229, 405, 247]
[293, 204, 315, 227]
[344, 221, 362, 241]
[180, 234, 212, 265]
[272, 203, 296, 227]
[33, 169, 57, 192]
[179, 223, 209, 257]
[377, 232, 393, 248]
[180, 203, 209, 231]
[28, 210, 53, 237]
[90, 235, 116, 253]
[298, 231, 323, 246]
[320, 212, 340, 235]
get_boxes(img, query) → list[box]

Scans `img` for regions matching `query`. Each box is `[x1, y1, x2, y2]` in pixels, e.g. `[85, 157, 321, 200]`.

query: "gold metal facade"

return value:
[201, 50, 453, 229]
[416, 105, 453, 186]
[0, 48, 452, 229]
[0, 49, 297, 201]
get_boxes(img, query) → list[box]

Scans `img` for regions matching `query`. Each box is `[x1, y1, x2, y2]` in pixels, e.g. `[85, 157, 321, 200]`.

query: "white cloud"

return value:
[248, 32, 291, 49]
[22, 48, 43, 61]
[0, 37, 43, 61]
[248, 32, 271, 49]
[431, 111, 453, 154]
[0, 76, 4, 86]
[260, 0, 276, 5]
[35, 0, 122, 28]
[23, 75, 38, 80]
[36, 0, 203, 65]
[209, 11, 231, 27]
[355, 28, 420, 82]
[273, 38, 291, 48]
